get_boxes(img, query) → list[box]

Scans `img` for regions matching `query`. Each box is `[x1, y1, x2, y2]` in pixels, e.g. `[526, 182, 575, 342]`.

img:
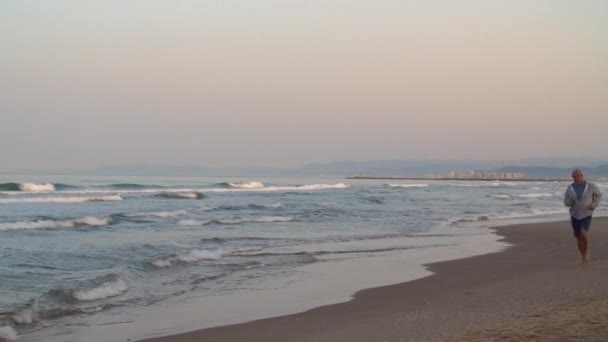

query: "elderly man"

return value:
[564, 169, 602, 265]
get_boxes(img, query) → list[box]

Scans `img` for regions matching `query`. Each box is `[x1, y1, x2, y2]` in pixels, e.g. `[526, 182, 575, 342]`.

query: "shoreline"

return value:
[138, 217, 608, 342]
[32, 220, 507, 342]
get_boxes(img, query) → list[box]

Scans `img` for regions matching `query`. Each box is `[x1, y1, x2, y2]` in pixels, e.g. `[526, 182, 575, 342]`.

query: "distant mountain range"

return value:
[5, 157, 608, 178]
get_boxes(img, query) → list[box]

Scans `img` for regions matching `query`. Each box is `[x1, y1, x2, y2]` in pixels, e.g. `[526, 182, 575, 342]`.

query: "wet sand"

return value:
[140, 217, 608, 342]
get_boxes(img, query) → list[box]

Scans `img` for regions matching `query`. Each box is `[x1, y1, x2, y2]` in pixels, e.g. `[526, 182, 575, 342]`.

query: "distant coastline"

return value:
[346, 176, 570, 182]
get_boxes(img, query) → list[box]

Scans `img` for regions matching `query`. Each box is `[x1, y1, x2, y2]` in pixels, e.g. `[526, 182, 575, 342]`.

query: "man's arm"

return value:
[590, 184, 602, 210]
[564, 186, 575, 207]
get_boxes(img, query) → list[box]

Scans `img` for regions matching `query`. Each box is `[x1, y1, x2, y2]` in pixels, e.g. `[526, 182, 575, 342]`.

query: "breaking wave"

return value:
[514, 193, 556, 198]
[0, 182, 78, 193]
[225, 181, 264, 189]
[104, 183, 159, 189]
[71, 276, 128, 302]
[0, 216, 112, 231]
[0, 182, 55, 192]
[152, 192, 204, 199]
[0, 326, 18, 341]
[489, 193, 558, 199]
[447, 215, 490, 225]
[0, 195, 123, 204]
[0, 183, 349, 196]
[151, 249, 224, 268]
[5, 298, 105, 327]
[124, 210, 188, 218]
[447, 208, 566, 226]
[490, 194, 511, 199]
[248, 202, 285, 209]
[386, 184, 429, 188]
[18, 183, 55, 192]
[177, 216, 294, 227]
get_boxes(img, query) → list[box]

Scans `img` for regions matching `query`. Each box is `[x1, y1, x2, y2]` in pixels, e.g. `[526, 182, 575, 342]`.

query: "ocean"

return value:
[0, 174, 605, 341]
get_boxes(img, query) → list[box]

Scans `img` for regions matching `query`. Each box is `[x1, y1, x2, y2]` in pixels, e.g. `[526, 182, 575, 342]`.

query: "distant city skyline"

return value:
[2, 1, 607, 170]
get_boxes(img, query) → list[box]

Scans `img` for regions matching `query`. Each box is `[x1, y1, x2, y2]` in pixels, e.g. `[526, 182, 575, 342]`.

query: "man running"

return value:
[564, 168, 602, 265]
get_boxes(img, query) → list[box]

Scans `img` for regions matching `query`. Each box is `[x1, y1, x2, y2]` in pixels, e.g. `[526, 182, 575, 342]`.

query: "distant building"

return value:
[444, 170, 526, 179]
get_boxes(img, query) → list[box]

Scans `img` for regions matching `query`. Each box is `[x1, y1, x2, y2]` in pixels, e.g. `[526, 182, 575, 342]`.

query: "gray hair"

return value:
[572, 168, 583, 176]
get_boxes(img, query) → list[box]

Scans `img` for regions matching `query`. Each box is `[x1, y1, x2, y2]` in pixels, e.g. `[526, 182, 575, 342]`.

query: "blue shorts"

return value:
[571, 216, 592, 237]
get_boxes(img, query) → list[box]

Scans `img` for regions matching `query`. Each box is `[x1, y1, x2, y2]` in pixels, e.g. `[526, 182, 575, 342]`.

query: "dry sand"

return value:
[140, 217, 608, 342]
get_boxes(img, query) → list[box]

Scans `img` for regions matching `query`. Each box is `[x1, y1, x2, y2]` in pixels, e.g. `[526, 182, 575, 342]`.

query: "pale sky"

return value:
[1, 1, 607, 169]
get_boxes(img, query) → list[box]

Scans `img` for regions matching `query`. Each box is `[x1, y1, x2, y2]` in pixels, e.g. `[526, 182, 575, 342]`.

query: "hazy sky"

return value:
[1, 1, 607, 169]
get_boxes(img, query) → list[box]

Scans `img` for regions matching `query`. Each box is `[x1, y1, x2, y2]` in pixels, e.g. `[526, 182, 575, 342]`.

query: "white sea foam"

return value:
[0, 216, 112, 231]
[227, 181, 264, 189]
[212, 183, 349, 193]
[0, 183, 349, 196]
[177, 249, 223, 262]
[153, 249, 224, 268]
[447, 215, 490, 225]
[489, 181, 518, 186]
[72, 278, 128, 302]
[12, 299, 38, 325]
[19, 182, 55, 192]
[151, 259, 173, 268]
[125, 210, 188, 218]
[491, 194, 511, 199]
[495, 208, 565, 219]
[387, 184, 429, 188]
[0, 326, 18, 341]
[178, 216, 294, 227]
[195, 205, 218, 212]
[155, 192, 202, 199]
[251, 202, 285, 209]
[285, 183, 349, 191]
[216, 216, 295, 225]
[0, 195, 122, 204]
[515, 193, 555, 198]
[446, 208, 567, 226]
[177, 219, 210, 227]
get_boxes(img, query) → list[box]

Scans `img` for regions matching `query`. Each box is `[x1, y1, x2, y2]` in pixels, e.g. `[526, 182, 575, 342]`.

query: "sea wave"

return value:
[19, 182, 56, 192]
[0, 195, 123, 204]
[0, 183, 349, 196]
[489, 192, 558, 199]
[152, 249, 224, 268]
[0, 216, 112, 231]
[494, 208, 566, 219]
[514, 193, 557, 198]
[124, 210, 188, 218]
[6, 298, 104, 327]
[72, 277, 128, 302]
[447, 215, 490, 225]
[10, 300, 39, 325]
[0, 325, 18, 341]
[104, 183, 160, 189]
[195, 205, 219, 212]
[152, 192, 204, 199]
[226, 181, 264, 189]
[248, 202, 285, 209]
[446, 208, 566, 226]
[386, 184, 429, 188]
[177, 216, 294, 227]
[0, 182, 55, 192]
[0, 182, 79, 193]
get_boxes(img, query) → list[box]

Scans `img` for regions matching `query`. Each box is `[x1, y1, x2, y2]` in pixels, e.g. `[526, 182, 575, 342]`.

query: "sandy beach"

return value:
[139, 217, 608, 342]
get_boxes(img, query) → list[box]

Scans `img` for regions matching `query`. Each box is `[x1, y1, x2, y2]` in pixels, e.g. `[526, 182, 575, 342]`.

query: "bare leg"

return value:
[577, 230, 590, 265]
[581, 230, 590, 263]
